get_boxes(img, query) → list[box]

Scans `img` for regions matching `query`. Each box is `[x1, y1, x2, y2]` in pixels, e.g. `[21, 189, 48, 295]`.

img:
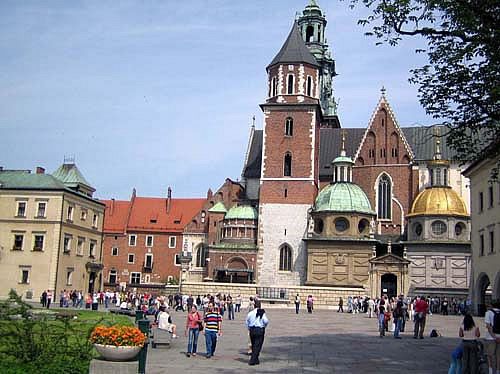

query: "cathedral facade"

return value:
[184, 0, 472, 301]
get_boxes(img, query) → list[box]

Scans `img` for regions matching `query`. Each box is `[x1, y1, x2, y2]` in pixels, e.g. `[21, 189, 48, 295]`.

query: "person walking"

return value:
[235, 295, 242, 313]
[459, 314, 480, 374]
[378, 298, 386, 337]
[338, 297, 344, 313]
[294, 294, 300, 314]
[484, 299, 500, 374]
[307, 295, 314, 313]
[185, 305, 202, 357]
[227, 295, 234, 320]
[414, 296, 429, 339]
[367, 298, 375, 318]
[41, 290, 47, 308]
[203, 302, 222, 359]
[46, 290, 52, 309]
[246, 299, 269, 366]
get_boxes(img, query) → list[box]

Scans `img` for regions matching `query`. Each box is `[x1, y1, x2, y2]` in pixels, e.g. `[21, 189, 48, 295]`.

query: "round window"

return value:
[431, 220, 447, 235]
[455, 222, 465, 237]
[335, 217, 349, 232]
[414, 223, 423, 236]
[314, 218, 324, 234]
[358, 219, 369, 233]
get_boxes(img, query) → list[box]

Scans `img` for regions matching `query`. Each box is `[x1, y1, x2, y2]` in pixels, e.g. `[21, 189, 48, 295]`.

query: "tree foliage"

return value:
[346, 0, 500, 171]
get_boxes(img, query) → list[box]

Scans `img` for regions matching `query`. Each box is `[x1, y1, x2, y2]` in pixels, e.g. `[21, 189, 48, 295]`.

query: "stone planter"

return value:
[94, 344, 141, 361]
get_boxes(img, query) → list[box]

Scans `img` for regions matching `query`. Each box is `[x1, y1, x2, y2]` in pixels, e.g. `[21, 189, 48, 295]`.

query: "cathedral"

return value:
[184, 0, 472, 301]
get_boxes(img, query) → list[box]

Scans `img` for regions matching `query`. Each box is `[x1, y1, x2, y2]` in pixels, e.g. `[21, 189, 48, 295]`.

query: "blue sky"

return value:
[0, 0, 431, 200]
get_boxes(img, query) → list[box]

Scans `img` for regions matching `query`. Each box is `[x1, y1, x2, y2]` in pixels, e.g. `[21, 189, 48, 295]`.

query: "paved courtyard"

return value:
[146, 308, 472, 373]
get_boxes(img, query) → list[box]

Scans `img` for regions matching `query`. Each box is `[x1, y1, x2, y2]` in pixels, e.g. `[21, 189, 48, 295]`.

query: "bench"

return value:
[109, 308, 136, 317]
[150, 326, 171, 349]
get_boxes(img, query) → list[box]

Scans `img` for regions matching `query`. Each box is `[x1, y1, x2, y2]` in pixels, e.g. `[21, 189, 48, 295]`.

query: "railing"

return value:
[256, 287, 289, 300]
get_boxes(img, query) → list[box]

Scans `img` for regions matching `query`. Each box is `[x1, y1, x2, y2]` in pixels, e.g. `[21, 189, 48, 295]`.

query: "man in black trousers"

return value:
[245, 299, 269, 366]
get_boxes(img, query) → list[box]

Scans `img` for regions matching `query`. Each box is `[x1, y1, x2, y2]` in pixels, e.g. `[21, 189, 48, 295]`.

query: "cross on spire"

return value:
[381, 86, 387, 97]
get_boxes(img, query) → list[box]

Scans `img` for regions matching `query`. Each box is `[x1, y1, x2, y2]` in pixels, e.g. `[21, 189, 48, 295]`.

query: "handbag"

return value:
[384, 311, 391, 322]
[197, 313, 204, 331]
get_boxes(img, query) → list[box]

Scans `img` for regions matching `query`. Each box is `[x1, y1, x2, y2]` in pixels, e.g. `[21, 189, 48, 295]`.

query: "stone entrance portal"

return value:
[381, 273, 397, 298]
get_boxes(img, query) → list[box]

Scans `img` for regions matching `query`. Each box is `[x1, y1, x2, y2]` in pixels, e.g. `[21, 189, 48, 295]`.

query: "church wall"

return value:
[407, 249, 471, 294]
[257, 203, 310, 286]
[306, 242, 372, 287]
[353, 164, 418, 235]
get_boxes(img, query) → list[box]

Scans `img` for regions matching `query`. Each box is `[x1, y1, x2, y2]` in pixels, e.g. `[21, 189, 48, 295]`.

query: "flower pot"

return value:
[94, 344, 141, 361]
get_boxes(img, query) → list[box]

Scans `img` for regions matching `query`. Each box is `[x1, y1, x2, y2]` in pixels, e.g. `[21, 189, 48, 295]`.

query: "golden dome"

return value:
[408, 187, 469, 217]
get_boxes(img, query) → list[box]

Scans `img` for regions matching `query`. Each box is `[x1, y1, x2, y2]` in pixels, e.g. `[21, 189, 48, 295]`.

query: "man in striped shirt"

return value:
[203, 302, 222, 358]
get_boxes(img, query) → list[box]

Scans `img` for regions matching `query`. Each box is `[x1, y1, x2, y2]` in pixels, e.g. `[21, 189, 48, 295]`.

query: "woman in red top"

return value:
[185, 305, 202, 357]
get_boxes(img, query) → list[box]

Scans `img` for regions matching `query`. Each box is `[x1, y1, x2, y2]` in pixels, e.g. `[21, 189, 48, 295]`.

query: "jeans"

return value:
[205, 330, 217, 357]
[462, 341, 479, 374]
[379, 314, 386, 336]
[394, 317, 402, 337]
[414, 314, 426, 338]
[295, 303, 299, 314]
[105, 297, 109, 308]
[236, 304, 241, 312]
[228, 305, 234, 320]
[187, 328, 199, 354]
[448, 357, 462, 374]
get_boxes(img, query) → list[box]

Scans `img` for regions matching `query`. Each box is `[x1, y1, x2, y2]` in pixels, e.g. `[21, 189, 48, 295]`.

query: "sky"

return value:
[0, 0, 432, 200]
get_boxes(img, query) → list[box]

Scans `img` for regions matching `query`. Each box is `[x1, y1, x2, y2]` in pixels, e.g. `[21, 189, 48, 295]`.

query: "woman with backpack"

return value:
[459, 313, 480, 374]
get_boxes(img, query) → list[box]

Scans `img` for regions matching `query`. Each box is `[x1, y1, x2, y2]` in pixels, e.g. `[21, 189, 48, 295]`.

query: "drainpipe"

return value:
[54, 193, 65, 302]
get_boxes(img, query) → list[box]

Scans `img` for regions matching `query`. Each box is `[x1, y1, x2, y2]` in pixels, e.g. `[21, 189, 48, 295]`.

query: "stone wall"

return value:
[180, 281, 369, 309]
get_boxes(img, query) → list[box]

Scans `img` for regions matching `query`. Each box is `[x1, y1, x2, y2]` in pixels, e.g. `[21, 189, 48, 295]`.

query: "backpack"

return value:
[430, 329, 439, 338]
[492, 310, 500, 334]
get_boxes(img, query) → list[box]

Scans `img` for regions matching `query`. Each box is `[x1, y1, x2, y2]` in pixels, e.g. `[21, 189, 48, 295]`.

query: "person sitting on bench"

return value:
[158, 306, 177, 338]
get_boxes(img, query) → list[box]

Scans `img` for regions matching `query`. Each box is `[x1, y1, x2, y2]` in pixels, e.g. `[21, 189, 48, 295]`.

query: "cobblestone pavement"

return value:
[146, 308, 476, 374]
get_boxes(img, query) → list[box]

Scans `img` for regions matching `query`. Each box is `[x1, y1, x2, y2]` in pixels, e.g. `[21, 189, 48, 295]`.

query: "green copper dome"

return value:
[225, 205, 258, 220]
[314, 182, 375, 214]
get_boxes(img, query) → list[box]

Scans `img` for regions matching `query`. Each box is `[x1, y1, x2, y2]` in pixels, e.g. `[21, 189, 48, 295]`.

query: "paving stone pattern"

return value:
[146, 309, 473, 374]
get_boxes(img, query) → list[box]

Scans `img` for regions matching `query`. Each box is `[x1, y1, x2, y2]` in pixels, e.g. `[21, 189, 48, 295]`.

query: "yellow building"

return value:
[463, 139, 500, 315]
[0, 163, 105, 301]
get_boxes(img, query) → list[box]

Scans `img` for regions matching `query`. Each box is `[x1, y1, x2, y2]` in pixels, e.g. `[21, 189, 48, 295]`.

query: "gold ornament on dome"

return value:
[408, 187, 469, 217]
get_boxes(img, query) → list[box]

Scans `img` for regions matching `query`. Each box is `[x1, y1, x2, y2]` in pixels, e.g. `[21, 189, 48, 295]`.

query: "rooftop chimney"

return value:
[167, 187, 172, 213]
[36, 167, 45, 174]
[111, 198, 115, 216]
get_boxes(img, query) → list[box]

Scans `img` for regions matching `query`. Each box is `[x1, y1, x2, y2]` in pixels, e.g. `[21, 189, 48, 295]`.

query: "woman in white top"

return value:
[459, 314, 480, 374]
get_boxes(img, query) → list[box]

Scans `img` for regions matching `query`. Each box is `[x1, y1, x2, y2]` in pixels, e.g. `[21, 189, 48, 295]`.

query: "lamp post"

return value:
[179, 251, 192, 294]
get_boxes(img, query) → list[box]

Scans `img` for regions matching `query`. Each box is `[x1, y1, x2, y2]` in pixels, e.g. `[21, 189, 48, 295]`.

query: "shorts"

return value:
[484, 340, 500, 360]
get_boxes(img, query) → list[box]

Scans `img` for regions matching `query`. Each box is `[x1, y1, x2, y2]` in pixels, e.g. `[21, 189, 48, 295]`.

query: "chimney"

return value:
[0, 166, 3, 171]
[111, 198, 115, 216]
[167, 187, 172, 213]
[36, 167, 45, 174]
[207, 188, 213, 199]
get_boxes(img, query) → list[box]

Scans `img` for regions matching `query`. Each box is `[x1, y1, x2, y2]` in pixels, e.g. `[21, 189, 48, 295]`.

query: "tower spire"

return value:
[340, 129, 347, 157]
[433, 126, 442, 160]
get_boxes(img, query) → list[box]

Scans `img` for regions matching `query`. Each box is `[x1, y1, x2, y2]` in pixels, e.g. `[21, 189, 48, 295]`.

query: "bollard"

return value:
[137, 319, 149, 374]
[135, 310, 144, 323]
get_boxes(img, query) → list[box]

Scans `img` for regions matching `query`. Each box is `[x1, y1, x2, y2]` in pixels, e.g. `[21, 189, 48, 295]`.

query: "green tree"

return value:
[346, 0, 500, 173]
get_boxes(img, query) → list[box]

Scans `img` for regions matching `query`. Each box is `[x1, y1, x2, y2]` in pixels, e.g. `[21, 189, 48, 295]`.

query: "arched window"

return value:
[285, 117, 293, 136]
[443, 168, 448, 186]
[306, 25, 314, 42]
[272, 77, 277, 96]
[284, 153, 292, 176]
[436, 168, 441, 186]
[287, 74, 294, 94]
[279, 245, 292, 271]
[378, 174, 392, 219]
[196, 245, 208, 267]
[307, 76, 312, 96]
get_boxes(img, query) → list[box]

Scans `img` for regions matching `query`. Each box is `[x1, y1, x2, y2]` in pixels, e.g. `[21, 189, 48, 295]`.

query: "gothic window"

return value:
[307, 76, 312, 96]
[284, 153, 292, 177]
[285, 117, 293, 136]
[306, 25, 314, 42]
[279, 245, 292, 271]
[287, 74, 294, 94]
[196, 245, 208, 267]
[377, 174, 392, 220]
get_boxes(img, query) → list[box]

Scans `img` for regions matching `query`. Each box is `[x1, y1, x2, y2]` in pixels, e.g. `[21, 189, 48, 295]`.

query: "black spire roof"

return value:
[268, 21, 319, 69]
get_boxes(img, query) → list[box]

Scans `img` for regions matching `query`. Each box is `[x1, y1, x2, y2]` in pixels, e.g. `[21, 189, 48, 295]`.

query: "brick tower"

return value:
[257, 21, 322, 286]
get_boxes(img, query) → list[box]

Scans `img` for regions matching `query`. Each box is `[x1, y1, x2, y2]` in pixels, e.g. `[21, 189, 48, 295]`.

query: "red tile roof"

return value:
[102, 197, 206, 233]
